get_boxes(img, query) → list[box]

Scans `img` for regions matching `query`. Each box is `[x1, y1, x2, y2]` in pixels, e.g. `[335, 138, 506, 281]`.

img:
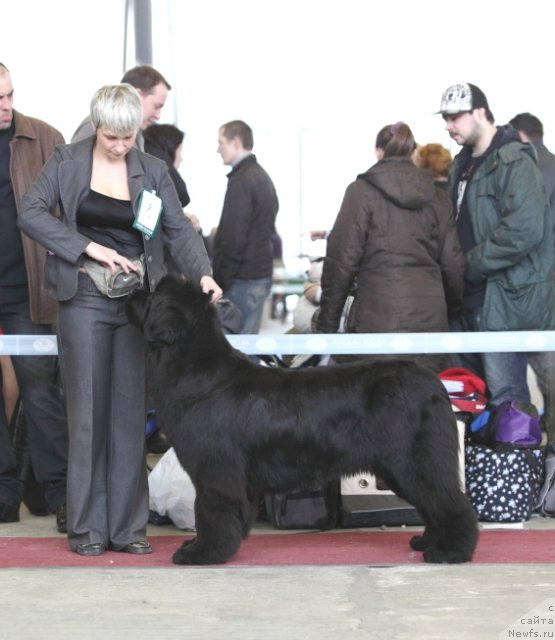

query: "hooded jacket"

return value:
[144, 142, 190, 208]
[449, 126, 555, 331]
[317, 157, 465, 334]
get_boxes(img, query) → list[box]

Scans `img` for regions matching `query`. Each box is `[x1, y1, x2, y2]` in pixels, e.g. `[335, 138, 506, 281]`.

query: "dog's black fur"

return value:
[127, 276, 478, 565]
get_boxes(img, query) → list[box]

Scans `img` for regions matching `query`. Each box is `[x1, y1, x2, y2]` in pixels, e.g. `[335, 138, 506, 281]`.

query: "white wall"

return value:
[5, 0, 555, 273]
[4, 1, 125, 139]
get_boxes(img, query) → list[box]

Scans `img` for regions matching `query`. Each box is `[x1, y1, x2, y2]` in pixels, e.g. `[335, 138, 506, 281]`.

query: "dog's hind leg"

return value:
[172, 466, 253, 565]
[409, 526, 438, 552]
[392, 394, 479, 563]
[388, 456, 478, 564]
[393, 477, 478, 563]
[420, 493, 479, 564]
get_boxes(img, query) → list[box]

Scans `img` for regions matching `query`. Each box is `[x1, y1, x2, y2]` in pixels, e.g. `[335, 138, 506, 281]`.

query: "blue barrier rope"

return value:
[2, 331, 555, 356]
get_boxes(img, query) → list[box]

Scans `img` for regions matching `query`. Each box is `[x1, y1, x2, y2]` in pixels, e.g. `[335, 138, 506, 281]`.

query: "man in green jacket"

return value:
[509, 112, 555, 439]
[438, 82, 555, 407]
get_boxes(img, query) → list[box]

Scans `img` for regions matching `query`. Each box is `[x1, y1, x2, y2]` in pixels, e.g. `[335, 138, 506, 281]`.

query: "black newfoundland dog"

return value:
[127, 276, 478, 565]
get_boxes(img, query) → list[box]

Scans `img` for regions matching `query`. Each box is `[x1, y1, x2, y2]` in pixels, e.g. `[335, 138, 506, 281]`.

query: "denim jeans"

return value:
[0, 301, 68, 509]
[449, 307, 530, 406]
[225, 277, 273, 334]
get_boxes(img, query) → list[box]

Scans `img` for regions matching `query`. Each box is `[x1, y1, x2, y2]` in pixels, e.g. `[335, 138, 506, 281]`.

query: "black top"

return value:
[452, 128, 508, 309]
[77, 189, 143, 257]
[144, 143, 190, 208]
[0, 122, 28, 307]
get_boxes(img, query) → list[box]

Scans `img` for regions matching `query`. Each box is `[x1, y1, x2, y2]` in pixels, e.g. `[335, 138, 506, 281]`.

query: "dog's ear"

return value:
[138, 278, 213, 346]
[144, 309, 189, 346]
[126, 290, 151, 330]
[142, 289, 193, 346]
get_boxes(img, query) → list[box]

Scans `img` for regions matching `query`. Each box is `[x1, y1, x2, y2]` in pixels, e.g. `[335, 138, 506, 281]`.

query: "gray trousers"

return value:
[57, 274, 148, 550]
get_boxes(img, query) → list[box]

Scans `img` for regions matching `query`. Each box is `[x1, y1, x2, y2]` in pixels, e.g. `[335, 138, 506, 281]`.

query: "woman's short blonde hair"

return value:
[90, 83, 142, 135]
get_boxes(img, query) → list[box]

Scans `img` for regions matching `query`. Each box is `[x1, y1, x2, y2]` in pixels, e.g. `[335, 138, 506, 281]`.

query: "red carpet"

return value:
[0, 530, 554, 568]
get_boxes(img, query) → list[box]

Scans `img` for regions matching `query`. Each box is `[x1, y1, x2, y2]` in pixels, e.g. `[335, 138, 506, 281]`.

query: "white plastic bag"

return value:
[148, 447, 196, 530]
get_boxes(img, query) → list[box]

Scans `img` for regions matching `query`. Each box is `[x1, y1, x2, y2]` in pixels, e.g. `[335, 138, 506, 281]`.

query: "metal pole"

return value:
[124, 0, 153, 69]
[134, 0, 153, 64]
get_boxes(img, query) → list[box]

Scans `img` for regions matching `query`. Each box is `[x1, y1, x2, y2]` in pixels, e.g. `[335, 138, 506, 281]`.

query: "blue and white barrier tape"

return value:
[1, 331, 555, 356]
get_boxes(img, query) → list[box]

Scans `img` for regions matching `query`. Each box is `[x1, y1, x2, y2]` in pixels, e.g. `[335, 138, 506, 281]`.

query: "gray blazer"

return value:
[19, 137, 212, 301]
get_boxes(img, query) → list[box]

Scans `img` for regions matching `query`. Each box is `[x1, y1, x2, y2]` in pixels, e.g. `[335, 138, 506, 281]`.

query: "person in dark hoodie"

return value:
[316, 121, 465, 372]
[439, 82, 555, 407]
[143, 123, 190, 208]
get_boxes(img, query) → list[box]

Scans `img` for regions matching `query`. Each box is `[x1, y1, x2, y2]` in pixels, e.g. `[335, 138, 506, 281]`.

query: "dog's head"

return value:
[126, 276, 214, 347]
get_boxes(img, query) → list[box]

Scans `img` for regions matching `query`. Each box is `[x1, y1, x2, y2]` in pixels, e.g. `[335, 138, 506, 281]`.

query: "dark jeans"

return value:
[0, 301, 68, 509]
[449, 307, 530, 406]
[226, 276, 273, 334]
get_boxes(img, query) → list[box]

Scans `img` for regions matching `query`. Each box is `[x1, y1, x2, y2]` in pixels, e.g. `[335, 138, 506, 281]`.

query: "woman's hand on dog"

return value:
[200, 275, 223, 303]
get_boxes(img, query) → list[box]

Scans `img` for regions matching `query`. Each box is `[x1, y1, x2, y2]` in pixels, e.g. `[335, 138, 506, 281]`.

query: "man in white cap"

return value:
[438, 82, 555, 408]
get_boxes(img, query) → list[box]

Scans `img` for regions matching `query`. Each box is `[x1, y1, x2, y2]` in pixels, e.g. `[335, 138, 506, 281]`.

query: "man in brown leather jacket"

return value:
[0, 62, 68, 530]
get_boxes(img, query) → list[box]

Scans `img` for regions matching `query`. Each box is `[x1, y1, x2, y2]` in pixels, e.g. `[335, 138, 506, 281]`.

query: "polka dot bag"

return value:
[465, 444, 545, 522]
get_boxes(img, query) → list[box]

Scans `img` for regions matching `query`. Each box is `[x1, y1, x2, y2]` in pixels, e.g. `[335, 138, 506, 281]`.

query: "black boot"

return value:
[0, 501, 20, 523]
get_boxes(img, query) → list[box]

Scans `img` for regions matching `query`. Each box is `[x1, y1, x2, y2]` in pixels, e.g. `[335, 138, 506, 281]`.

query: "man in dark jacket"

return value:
[509, 112, 555, 439]
[439, 83, 555, 407]
[0, 62, 68, 528]
[213, 120, 279, 334]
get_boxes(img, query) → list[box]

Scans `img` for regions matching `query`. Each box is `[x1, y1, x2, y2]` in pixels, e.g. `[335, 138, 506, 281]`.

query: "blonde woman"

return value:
[20, 84, 221, 556]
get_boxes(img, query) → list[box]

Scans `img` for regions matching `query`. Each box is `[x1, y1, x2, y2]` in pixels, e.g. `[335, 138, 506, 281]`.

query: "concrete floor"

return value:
[2, 499, 555, 640]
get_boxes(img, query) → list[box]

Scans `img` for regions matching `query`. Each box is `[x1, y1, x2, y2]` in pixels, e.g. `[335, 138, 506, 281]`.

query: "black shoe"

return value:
[22, 476, 51, 516]
[0, 501, 20, 523]
[56, 503, 67, 533]
[121, 540, 152, 555]
[148, 509, 172, 526]
[75, 542, 106, 557]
